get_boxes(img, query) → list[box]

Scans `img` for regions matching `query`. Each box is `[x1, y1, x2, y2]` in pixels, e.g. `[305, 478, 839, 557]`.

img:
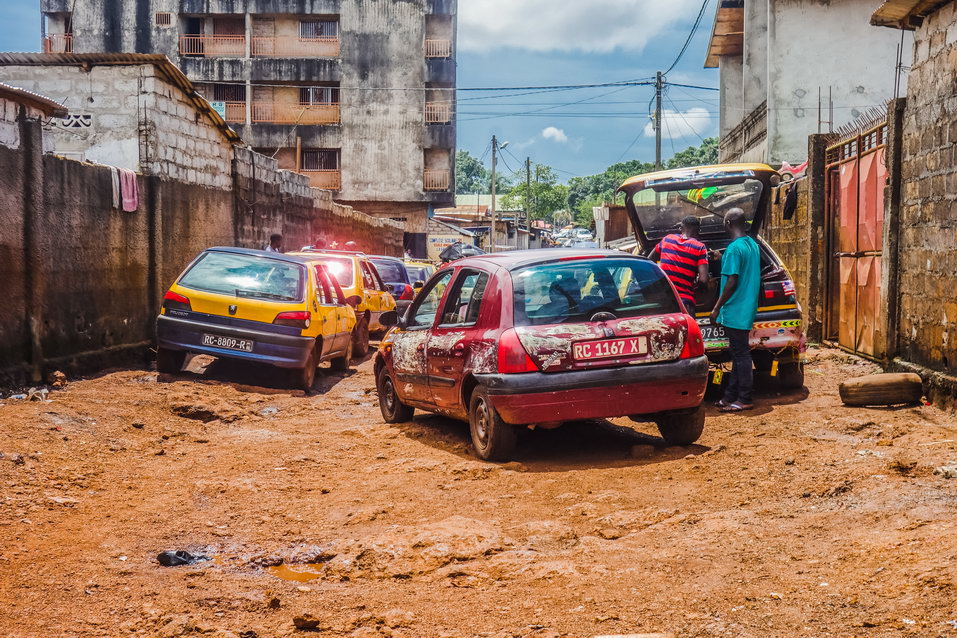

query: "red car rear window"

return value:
[511, 258, 679, 326]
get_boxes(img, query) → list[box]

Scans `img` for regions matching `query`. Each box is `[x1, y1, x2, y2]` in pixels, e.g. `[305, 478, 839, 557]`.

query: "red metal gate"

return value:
[825, 123, 887, 359]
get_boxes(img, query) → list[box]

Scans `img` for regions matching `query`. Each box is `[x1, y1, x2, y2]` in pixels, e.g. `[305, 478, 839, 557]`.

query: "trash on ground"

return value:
[933, 465, 957, 479]
[156, 550, 209, 567]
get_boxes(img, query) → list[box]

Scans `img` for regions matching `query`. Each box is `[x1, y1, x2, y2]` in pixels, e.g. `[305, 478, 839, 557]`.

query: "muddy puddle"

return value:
[267, 563, 326, 582]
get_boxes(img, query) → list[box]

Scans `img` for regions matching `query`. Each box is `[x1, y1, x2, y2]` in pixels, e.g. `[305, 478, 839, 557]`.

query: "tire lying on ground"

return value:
[838, 372, 923, 407]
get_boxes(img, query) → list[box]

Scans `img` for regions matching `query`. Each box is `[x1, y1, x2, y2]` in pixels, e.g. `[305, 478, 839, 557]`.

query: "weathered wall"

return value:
[892, 3, 957, 404]
[767, 0, 910, 163]
[0, 111, 402, 384]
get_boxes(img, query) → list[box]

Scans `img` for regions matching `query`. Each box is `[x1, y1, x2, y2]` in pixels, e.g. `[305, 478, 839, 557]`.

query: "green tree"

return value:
[455, 150, 512, 194]
[566, 159, 655, 225]
[666, 137, 719, 169]
[501, 164, 569, 221]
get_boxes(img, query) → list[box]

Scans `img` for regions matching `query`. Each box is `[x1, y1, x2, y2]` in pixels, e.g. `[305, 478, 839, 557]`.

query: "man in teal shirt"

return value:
[709, 209, 761, 412]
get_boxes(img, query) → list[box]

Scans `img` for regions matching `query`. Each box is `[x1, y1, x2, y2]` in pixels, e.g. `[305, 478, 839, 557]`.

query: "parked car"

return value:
[617, 163, 807, 387]
[156, 247, 365, 390]
[404, 259, 436, 294]
[374, 249, 709, 461]
[369, 255, 416, 316]
[289, 249, 397, 352]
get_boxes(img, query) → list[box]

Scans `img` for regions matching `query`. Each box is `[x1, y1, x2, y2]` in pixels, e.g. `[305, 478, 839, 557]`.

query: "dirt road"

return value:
[1, 348, 956, 637]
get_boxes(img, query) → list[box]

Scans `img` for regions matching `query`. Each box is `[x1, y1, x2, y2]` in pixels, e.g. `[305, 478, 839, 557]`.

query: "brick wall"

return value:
[764, 178, 812, 313]
[895, 4, 957, 393]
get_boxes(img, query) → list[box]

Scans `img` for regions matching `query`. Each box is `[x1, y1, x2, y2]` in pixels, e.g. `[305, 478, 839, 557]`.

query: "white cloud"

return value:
[643, 107, 713, 140]
[459, 0, 700, 53]
[542, 126, 569, 143]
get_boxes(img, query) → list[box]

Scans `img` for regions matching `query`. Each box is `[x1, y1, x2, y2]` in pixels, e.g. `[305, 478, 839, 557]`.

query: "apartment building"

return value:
[705, 0, 908, 164]
[39, 0, 457, 254]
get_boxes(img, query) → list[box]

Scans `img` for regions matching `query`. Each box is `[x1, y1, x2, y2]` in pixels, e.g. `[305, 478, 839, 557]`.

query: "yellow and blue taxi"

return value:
[156, 247, 379, 390]
[287, 249, 397, 353]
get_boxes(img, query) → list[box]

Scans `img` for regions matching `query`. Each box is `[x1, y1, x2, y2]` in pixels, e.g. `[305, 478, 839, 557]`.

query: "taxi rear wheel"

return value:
[330, 338, 353, 372]
[377, 366, 414, 423]
[291, 348, 317, 391]
[469, 386, 517, 462]
[156, 347, 186, 374]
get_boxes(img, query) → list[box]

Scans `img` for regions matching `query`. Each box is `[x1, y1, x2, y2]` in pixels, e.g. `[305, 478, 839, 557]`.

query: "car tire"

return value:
[376, 365, 414, 423]
[468, 386, 517, 462]
[291, 347, 317, 391]
[656, 405, 705, 446]
[778, 361, 805, 389]
[352, 314, 370, 357]
[156, 347, 186, 374]
[330, 339, 353, 372]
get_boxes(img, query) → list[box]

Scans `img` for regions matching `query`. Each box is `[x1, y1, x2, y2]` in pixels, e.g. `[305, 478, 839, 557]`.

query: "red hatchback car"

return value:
[374, 249, 709, 461]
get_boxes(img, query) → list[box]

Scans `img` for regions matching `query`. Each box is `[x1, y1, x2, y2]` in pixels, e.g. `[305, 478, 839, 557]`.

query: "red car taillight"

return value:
[398, 284, 415, 301]
[162, 290, 191, 311]
[497, 329, 539, 374]
[680, 315, 705, 359]
[274, 311, 311, 329]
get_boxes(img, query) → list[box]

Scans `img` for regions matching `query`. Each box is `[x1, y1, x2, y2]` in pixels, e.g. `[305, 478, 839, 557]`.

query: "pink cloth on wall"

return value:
[119, 168, 138, 212]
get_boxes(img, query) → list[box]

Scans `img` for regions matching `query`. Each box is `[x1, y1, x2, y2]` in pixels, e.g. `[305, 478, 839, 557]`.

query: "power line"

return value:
[664, 0, 711, 75]
[665, 82, 720, 92]
[666, 93, 707, 143]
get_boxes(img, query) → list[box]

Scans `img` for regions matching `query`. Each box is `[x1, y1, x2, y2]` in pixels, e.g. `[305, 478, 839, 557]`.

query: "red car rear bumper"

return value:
[474, 356, 708, 425]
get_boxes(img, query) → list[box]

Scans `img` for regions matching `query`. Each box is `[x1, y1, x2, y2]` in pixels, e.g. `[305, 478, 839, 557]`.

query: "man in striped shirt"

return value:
[651, 216, 710, 315]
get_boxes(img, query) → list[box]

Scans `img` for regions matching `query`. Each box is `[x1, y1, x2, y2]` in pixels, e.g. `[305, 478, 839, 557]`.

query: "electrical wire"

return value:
[664, 0, 711, 75]
[666, 93, 707, 143]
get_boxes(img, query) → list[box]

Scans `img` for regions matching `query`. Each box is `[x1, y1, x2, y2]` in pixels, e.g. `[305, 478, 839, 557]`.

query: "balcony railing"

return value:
[424, 169, 450, 191]
[300, 169, 341, 190]
[179, 35, 245, 57]
[43, 34, 73, 53]
[252, 36, 340, 57]
[221, 102, 247, 124]
[425, 39, 452, 58]
[253, 102, 340, 125]
[425, 102, 453, 123]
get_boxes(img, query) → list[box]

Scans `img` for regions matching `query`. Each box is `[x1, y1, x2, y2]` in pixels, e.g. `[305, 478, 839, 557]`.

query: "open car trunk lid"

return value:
[617, 164, 779, 252]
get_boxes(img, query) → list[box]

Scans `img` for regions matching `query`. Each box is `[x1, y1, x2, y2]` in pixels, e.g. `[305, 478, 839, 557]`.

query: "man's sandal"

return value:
[720, 402, 754, 412]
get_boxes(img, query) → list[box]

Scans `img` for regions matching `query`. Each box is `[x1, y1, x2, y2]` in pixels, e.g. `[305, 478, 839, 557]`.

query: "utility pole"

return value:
[490, 135, 498, 253]
[655, 71, 663, 170]
[525, 157, 532, 224]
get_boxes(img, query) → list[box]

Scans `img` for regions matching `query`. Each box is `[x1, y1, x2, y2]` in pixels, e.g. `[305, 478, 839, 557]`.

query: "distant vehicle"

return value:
[404, 260, 436, 293]
[156, 247, 375, 390]
[618, 163, 806, 388]
[289, 249, 397, 351]
[570, 239, 599, 249]
[375, 249, 708, 461]
[574, 228, 594, 240]
[369, 255, 416, 317]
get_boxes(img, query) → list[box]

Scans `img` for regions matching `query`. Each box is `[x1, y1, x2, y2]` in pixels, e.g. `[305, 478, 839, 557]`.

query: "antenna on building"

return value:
[818, 86, 833, 134]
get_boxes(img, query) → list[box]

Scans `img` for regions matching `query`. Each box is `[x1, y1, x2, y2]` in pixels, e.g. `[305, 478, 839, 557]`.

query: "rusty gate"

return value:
[824, 122, 887, 359]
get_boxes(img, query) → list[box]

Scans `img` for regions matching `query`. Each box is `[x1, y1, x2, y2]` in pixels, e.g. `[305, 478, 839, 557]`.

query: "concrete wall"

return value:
[742, 0, 768, 115]
[718, 54, 744, 138]
[891, 4, 957, 404]
[0, 106, 402, 384]
[766, 0, 910, 163]
[43, 0, 457, 212]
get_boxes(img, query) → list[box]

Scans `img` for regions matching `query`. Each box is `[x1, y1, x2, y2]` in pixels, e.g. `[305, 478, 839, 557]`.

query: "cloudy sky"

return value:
[0, 0, 719, 179]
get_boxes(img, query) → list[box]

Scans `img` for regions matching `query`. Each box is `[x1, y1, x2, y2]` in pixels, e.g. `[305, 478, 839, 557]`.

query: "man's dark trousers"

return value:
[723, 327, 753, 404]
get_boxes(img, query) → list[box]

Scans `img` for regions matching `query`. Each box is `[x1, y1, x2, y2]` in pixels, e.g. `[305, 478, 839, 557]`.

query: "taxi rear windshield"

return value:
[178, 252, 305, 302]
[313, 257, 355, 287]
[512, 258, 679, 326]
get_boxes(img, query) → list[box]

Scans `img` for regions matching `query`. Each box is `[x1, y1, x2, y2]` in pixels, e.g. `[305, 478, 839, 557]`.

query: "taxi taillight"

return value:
[398, 284, 415, 301]
[497, 329, 539, 374]
[274, 311, 311, 329]
[680, 315, 705, 359]
[162, 290, 191, 311]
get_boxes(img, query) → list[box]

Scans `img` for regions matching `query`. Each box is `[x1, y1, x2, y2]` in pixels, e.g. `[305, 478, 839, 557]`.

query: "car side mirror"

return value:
[345, 295, 361, 308]
[413, 281, 425, 290]
[379, 310, 399, 328]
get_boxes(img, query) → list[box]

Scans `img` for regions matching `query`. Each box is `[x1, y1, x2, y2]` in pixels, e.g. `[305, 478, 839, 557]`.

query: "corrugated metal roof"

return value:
[0, 81, 67, 117]
[0, 52, 241, 143]
[871, 0, 952, 29]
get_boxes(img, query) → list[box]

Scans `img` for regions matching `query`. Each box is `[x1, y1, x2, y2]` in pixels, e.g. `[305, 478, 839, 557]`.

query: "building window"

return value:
[302, 149, 340, 171]
[213, 84, 246, 102]
[299, 86, 340, 104]
[155, 12, 173, 26]
[300, 20, 339, 38]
